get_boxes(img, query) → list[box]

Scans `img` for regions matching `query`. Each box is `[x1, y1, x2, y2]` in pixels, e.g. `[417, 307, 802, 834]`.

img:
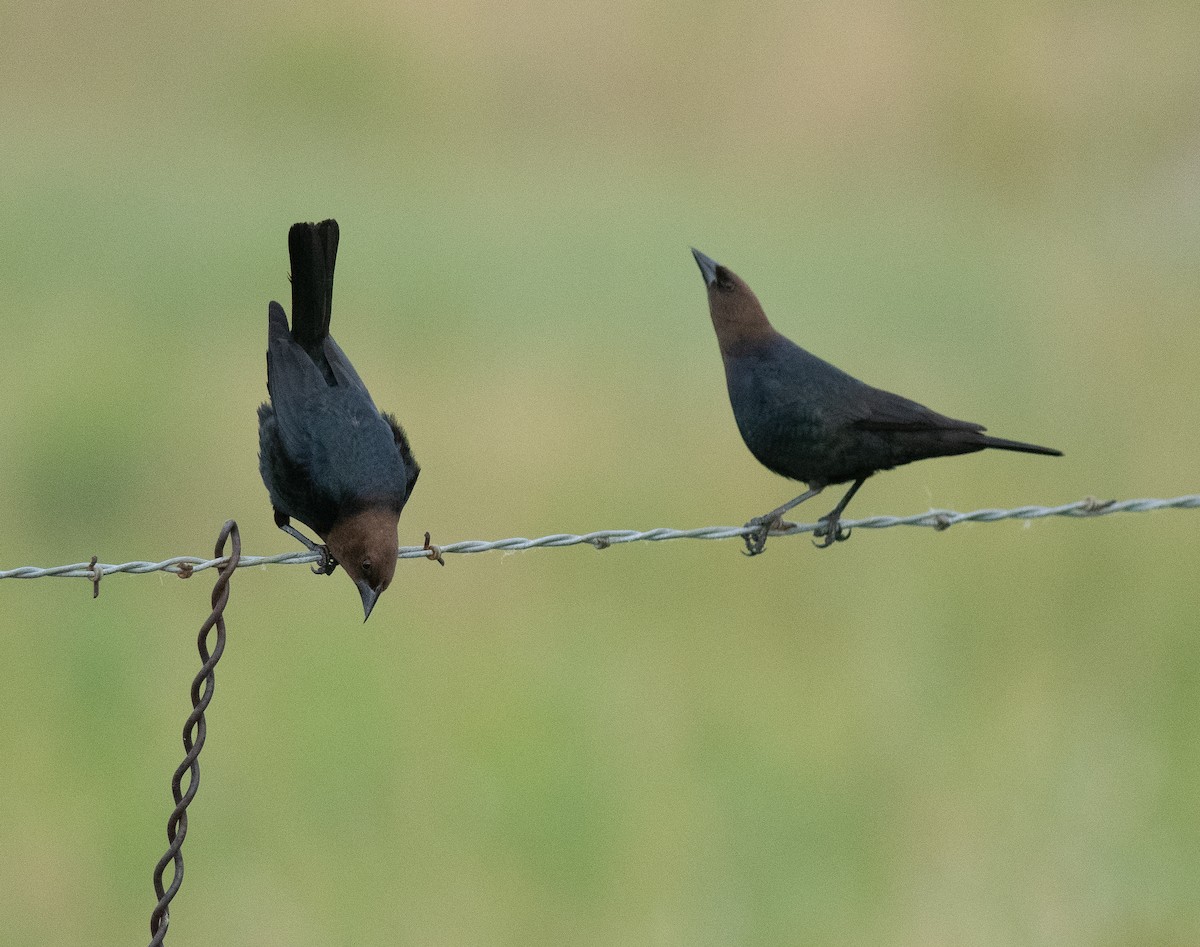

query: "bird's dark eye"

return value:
[361, 560, 373, 576]
[716, 272, 735, 291]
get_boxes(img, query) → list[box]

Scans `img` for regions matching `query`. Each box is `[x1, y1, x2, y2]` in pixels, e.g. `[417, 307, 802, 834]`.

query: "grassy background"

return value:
[2, 1, 1199, 944]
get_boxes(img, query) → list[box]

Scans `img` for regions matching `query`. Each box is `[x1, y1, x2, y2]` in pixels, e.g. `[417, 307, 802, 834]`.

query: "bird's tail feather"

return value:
[978, 435, 1062, 457]
[287, 219, 339, 352]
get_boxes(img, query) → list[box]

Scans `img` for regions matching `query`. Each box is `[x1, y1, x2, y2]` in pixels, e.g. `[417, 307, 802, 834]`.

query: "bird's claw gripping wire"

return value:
[276, 514, 339, 575]
[311, 546, 339, 575]
[812, 515, 852, 548]
[741, 516, 796, 557]
[742, 516, 772, 556]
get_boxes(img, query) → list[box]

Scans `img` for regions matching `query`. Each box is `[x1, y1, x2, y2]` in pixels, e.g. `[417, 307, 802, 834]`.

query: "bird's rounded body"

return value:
[258, 387, 410, 536]
[723, 334, 993, 489]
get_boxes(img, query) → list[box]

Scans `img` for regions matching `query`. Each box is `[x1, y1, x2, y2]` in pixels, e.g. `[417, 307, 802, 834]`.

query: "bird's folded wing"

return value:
[849, 389, 986, 434]
[266, 303, 328, 458]
[384, 412, 420, 497]
[322, 336, 376, 407]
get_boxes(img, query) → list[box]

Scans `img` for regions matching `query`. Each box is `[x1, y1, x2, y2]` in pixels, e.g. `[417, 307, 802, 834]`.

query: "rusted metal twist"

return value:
[148, 520, 240, 946]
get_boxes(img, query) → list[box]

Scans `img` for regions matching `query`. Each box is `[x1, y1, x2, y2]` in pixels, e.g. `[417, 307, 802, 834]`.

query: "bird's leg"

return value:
[813, 478, 867, 549]
[274, 510, 339, 575]
[743, 486, 823, 557]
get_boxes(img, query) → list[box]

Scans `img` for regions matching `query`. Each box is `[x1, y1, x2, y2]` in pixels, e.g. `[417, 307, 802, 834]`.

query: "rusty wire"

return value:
[148, 519, 240, 946]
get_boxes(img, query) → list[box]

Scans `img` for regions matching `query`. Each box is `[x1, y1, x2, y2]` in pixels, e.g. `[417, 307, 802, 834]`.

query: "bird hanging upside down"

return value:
[258, 220, 420, 619]
[690, 248, 1062, 556]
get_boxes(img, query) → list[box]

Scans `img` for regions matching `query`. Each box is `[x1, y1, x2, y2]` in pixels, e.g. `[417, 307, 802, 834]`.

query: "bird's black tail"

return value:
[288, 219, 339, 354]
[978, 435, 1062, 457]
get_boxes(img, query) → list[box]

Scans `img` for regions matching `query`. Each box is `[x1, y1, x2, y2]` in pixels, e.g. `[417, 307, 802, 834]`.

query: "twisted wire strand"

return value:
[1, 496, 1196, 581]
[148, 520, 240, 946]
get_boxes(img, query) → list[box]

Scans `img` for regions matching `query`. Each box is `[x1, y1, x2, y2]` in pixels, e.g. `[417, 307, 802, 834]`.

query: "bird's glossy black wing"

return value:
[384, 411, 420, 499]
[265, 301, 328, 458]
[322, 335, 376, 407]
[849, 386, 986, 434]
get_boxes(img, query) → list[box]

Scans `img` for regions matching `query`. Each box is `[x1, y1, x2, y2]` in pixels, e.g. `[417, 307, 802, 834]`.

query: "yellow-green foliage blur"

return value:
[2, 2, 1198, 945]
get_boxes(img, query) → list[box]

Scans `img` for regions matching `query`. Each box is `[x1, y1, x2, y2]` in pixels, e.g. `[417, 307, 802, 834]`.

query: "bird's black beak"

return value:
[357, 580, 380, 622]
[691, 248, 720, 288]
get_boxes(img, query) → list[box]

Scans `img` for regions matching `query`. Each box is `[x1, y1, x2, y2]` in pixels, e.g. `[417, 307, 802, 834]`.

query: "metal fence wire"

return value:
[0, 495, 1197, 583]
[148, 519, 240, 947]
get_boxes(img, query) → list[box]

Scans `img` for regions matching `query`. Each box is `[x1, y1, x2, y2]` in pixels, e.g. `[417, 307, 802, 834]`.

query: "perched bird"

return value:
[691, 248, 1061, 555]
[258, 220, 419, 618]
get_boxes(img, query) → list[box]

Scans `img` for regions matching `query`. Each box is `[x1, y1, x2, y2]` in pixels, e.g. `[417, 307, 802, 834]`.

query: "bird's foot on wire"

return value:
[742, 516, 797, 557]
[813, 515, 851, 549]
[276, 516, 338, 575]
[312, 545, 339, 575]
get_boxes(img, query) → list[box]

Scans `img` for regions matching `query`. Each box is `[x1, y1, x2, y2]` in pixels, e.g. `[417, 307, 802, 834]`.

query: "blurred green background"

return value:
[2, 1, 1198, 944]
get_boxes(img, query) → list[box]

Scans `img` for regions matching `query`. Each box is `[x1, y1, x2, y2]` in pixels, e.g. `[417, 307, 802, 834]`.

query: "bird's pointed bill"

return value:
[358, 581, 380, 622]
[691, 248, 720, 287]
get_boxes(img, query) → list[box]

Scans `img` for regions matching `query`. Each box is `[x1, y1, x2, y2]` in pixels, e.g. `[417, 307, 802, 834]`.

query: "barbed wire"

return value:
[0, 495, 1196, 584]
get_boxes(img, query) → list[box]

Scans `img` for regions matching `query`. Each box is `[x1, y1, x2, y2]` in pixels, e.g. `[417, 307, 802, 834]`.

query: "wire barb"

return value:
[1, 496, 1197, 581]
[423, 531, 445, 566]
[148, 520, 240, 946]
[88, 556, 102, 598]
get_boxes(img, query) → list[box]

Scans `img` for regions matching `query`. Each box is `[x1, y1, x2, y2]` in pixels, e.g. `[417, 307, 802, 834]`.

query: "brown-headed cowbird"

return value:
[691, 248, 1061, 555]
[258, 220, 419, 618]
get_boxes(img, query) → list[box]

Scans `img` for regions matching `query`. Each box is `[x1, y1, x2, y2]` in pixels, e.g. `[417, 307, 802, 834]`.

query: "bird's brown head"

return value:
[324, 507, 400, 621]
[691, 248, 777, 356]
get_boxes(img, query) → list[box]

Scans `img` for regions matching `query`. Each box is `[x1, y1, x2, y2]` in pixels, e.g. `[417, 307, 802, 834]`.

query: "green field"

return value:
[2, 2, 1199, 944]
